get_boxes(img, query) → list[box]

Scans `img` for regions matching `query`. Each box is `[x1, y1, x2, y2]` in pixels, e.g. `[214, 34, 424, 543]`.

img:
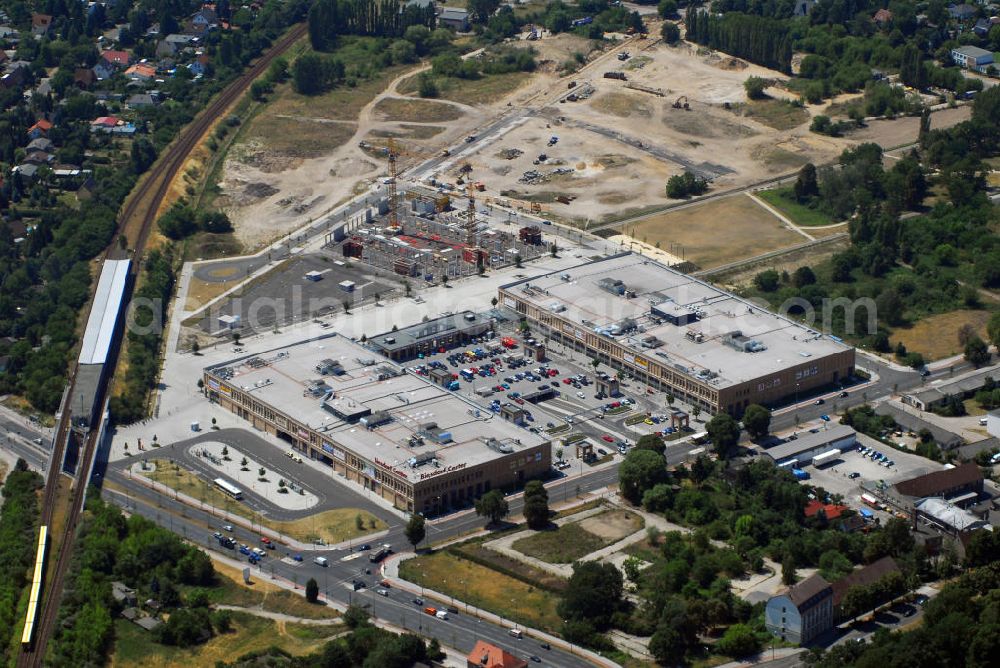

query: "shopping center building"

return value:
[498, 253, 856, 415]
[203, 334, 550, 514]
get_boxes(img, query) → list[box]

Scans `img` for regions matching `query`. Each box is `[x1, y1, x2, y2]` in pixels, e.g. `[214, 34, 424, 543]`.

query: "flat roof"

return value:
[954, 45, 993, 58]
[500, 254, 853, 389]
[368, 310, 486, 353]
[205, 334, 547, 483]
[763, 424, 856, 462]
[79, 259, 130, 365]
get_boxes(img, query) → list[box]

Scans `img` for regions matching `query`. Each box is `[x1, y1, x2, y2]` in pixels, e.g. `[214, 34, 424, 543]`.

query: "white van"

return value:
[314, 556, 329, 567]
[508, 628, 523, 639]
[435, 610, 448, 620]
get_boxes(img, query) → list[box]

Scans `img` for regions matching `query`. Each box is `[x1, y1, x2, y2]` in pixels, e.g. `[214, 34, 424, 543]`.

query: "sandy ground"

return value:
[450, 39, 850, 222]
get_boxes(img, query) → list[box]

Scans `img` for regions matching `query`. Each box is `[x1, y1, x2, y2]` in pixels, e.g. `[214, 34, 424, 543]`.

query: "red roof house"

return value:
[466, 640, 528, 668]
[101, 50, 132, 67]
[805, 500, 848, 521]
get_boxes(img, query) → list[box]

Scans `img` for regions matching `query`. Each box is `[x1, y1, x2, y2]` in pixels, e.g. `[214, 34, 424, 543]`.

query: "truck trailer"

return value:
[811, 449, 841, 468]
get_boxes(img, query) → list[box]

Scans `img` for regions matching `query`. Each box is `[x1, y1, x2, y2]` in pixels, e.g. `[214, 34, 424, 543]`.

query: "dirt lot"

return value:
[577, 509, 643, 541]
[890, 309, 995, 361]
[613, 194, 804, 270]
[450, 40, 850, 223]
[850, 105, 972, 149]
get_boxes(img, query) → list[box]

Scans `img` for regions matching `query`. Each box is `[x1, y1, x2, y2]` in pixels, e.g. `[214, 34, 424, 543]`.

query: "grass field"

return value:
[372, 97, 464, 122]
[398, 71, 532, 105]
[890, 309, 994, 361]
[512, 523, 608, 563]
[591, 91, 653, 118]
[615, 195, 801, 269]
[243, 115, 356, 159]
[143, 460, 385, 543]
[369, 124, 446, 140]
[205, 560, 342, 620]
[513, 510, 643, 563]
[399, 550, 563, 632]
[111, 612, 339, 667]
[739, 98, 810, 131]
[757, 187, 837, 227]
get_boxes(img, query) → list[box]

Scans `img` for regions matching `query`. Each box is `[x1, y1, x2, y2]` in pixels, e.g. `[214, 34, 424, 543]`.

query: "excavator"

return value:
[672, 95, 690, 110]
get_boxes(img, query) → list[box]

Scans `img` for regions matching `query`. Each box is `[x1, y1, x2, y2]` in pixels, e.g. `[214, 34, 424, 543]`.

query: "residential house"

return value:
[830, 556, 901, 619]
[156, 33, 196, 58]
[952, 44, 995, 71]
[188, 55, 210, 76]
[764, 574, 834, 645]
[31, 13, 52, 37]
[93, 61, 115, 80]
[23, 151, 54, 165]
[438, 7, 470, 31]
[187, 8, 219, 36]
[126, 92, 157, 108]
[27, 77, 51, 99]
[2, 61, 31, 89]
[111, 581, 138, 607]
[948, 3, 979, 20]
[125, 63, 156, 81]
[90, 115, 120, 133]
[873, 8, 893, 25]
[26, 137, 54, 155]
[804, 500, 849, 521]
[102, 50, 132, 69]
[466, 640, 528, 668]
[74, 67, 96, 88]
[973, 17, 995, 35]
[26, 119, 52, 139]
[145, 22, 161, 37]
[14, 163, 39, 179]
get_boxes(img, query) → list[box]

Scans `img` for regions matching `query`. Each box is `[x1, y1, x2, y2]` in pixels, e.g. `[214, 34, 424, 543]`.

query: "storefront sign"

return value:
[373, 457, 408, 479]
[418, 462, 468, 481]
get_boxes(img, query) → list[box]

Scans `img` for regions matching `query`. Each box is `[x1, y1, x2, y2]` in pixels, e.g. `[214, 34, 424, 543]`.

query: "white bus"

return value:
[214, 478, 243, 500]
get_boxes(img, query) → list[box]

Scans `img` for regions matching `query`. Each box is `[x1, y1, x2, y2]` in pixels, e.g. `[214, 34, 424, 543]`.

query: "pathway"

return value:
[215, 603, 344, 625]
[746, 192, 814, 241]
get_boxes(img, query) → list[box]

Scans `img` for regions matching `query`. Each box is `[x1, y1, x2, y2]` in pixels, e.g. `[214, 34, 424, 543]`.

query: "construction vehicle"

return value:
[567, 81, 577, 89]
[617, 51, 630, 61]
[603, 71, 627, 81]
[672, 96, 690, 110]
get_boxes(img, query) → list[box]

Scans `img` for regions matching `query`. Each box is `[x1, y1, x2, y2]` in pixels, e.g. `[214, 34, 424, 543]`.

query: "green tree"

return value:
[467, 0, 500, 24]
[782, 553, 797, 585]
[793, 163, 819, 202]
[988, 312, 1000, 350]
[474, 490, 509, 525]
[965, 336, 990, 367]
[404, 513, 426, 549]
[716, 623, 762, 658]
[635, 433, 665, 455]
[706, 413, 740, 458]
[557, 561, 623, 630]
[660, 21, 680, 44]
[417, 72, 439, 98]
[658, 0, 678, 18]
[306, 577, 319, 603]
[522, 480, 550, 530]
[742, 404, 771, 440]
[619, 449, 669, 505]
[744, 76, 767, 100]
[754, 269, 780, 292]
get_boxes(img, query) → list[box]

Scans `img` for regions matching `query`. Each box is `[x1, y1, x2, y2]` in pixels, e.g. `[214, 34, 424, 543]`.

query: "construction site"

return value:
[331, 141, 549, 281]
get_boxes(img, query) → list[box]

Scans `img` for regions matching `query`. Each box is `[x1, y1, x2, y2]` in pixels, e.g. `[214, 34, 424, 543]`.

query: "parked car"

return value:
[602, 434, 614, 442]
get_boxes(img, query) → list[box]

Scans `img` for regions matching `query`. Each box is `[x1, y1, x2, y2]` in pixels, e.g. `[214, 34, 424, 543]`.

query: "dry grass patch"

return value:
[400, 550, 563, 632]
[890, 310, 994, 361]
[617, 195, 801, 269]
[369, 124, 446, 140]
[208, 561, 341, 620]
[591, 91, 653, 118]
[512, 510, 643, 563]
[372, 97, 464, 122]
[739, 98, 809, 131]
[244, 115, 356, 159]
[111, 612, 338, 668]
[398, 71, 532, 105]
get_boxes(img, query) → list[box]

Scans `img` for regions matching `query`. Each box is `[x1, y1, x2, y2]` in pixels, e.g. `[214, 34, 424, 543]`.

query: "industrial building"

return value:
[367, 311, 493, 361]
[762, 425, 857, 467]
[203, 334, 550, 514]
[915, 497, 991, 535]
[499, 254, 856, 414]
[74, 259, 132, 430]
[894, 463, 984, 507]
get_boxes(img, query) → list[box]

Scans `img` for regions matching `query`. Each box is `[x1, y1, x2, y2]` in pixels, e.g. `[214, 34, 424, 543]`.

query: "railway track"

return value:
[17, 23, 308, 667]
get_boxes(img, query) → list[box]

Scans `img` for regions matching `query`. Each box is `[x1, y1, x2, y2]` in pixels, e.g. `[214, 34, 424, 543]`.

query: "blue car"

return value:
[293, 554, 303, 562]
[239, 545, 251, 555]
[821, 414, 830, 421]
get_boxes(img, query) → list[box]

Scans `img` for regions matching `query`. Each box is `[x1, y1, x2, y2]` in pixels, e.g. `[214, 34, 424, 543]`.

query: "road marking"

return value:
[341, 552, 364, 562]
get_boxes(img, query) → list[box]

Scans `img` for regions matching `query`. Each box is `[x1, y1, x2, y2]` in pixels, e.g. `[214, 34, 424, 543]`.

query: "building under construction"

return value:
[338, 195, 547, 281]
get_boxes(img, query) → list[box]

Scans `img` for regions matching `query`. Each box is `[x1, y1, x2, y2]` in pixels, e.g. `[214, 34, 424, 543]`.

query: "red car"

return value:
[562, 378, 573, 385]
[515, 398, 525, 405]
[601, 434, 614, 443]
[548, 369, 559, 377]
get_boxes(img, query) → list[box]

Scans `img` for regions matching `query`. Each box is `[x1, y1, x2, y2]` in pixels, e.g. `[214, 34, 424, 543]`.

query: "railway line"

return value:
[16, 23, 308, 666]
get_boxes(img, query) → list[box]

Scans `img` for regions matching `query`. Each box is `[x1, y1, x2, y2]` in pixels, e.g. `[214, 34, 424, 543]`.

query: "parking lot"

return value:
[197, 253, 398, 333]
[399, 330, 683, 466]
[805, 433, 943, 516]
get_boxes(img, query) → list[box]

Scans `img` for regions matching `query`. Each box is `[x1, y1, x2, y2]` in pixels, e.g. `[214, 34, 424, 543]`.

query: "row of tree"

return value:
[685, 8, 792, 73]
[307, 0, 436, 51]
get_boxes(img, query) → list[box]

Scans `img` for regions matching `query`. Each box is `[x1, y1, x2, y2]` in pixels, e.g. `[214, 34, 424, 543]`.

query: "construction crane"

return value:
[386, 138, 400, 229]
[672, 95, 690, 110]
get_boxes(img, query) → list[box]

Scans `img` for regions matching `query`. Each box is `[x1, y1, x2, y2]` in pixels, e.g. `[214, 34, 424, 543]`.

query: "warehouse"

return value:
[499, 253, 856, 414]
[762, 425, 857, 467]
[203, 334, 550, 514]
